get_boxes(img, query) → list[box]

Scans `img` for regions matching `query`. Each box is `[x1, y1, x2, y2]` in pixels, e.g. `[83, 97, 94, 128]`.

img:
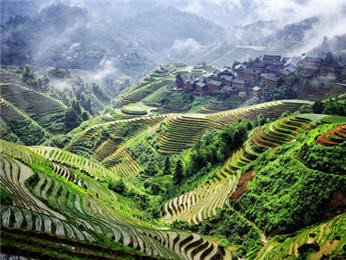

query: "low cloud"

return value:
[92, 56, 119, 82]
[170, 38, 201, 53]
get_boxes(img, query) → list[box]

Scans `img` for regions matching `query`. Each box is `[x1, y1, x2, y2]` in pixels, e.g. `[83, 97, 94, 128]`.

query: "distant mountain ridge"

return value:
[121, 6, 225, 52]
[1, 2, 345, 83]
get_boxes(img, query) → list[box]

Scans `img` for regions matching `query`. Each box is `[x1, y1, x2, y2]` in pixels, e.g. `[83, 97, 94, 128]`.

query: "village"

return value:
[174, 54, 342, 101]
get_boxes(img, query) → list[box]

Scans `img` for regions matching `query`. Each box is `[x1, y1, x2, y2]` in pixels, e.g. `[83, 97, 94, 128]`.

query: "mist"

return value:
[1, 0, 346, 73]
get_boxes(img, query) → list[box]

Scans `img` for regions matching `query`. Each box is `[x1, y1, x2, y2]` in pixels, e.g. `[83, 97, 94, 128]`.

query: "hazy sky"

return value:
[2, 0, 345, 57]
[178, 0, 346, 26]
[3, 0, 346, 28]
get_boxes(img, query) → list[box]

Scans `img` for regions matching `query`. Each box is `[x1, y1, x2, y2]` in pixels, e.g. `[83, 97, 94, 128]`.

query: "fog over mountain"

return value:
[1, 0, 346, 73]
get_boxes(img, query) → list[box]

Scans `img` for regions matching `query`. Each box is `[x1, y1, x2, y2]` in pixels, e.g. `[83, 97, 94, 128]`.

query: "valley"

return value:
[1, 87, 345, 258]
[1, 1, 346, 259]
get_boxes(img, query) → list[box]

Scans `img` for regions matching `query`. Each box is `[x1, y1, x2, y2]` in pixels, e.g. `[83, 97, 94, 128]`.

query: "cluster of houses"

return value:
[176, 54, 338, 100]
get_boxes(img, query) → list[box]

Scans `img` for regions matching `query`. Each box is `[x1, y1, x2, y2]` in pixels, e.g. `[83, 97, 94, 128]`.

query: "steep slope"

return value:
[0, 140, 228, 259]
[0, 78, 67, 144]
[160, 114, 324, 224]
[1, 99, 345, 258]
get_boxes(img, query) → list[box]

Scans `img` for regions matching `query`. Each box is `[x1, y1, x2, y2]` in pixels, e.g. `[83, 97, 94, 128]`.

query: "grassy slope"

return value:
[1, 96, 345, 259]
[0, 77, 68, 144]
[112, 64, 238, 116]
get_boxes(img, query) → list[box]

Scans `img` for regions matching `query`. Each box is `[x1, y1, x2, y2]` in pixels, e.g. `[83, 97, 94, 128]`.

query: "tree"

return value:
[175, 73, 183, 88]
[163, 156, 171, 175]
[324, 51, 334, 65]
[108, 180, 127, 195]
[174, 160, 184, 185]
[64, 107, 82, 132]
[312, 100, 324, 113]
[82, 111, 88, 120]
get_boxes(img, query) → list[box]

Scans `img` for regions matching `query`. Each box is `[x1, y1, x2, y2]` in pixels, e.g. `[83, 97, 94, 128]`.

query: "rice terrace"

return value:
[1, 0, 346, 259]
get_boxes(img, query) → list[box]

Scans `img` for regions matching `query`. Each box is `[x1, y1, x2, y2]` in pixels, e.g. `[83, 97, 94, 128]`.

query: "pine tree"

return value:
[174, 160, 183, 185]
[163, 156, 171, 175]
[175, 73, 183, 88]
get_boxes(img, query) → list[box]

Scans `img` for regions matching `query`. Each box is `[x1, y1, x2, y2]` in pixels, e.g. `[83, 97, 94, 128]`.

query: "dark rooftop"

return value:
[238, 68, 258, 75]
[251, 62, 265, 68]
[261, 73, 281, 82]
[263, 54, 281, 61]
[220, 74, 233, 81]
[221, 67, 233, 75]
[207, 79, 222, 86]
[231, 78, 248, 84]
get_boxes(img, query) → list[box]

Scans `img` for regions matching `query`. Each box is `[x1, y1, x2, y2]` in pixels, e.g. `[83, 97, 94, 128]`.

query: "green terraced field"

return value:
[160, 114, 323, 225]
[0, 82, 68, 144]
[1, 93, 345, 259]
[1, 142, 230, 259]
[257, 214, 346, 259]
[157, 100, 312, 154]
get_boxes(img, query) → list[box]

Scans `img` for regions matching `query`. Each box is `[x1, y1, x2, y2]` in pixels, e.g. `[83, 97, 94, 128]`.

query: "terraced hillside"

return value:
[1, 94, 345, 259]
[1, 140, 229, 259]
[257, 214, 346, 259]
[113, 64, 241, 116]
[316, 123, 346, 146]
[158, 100, 312, 154]
[0, 81, 67, 144]
[161, 114, 323, 224]
[63, 115, 168, 180]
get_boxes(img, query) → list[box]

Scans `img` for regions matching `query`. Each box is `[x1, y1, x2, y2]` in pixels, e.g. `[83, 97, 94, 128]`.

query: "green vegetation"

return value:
[199, 208, 263, 258]
[299, 124, 346, 174]
[257, 214, 346, 259]
[1, 91, 345, 259]
[0, 186, 12, 205]
[2, 5, 346, 258]
[235, 128, 346, 235]
[1, 138, 226, 259]
[312, 96, 346, 116]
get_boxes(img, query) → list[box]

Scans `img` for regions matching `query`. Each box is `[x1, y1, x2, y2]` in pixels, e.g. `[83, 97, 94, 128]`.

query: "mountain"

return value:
[1, 4, 224, 73]
[171, 17, 322, 66]
[309, 34, 346, 58]
[120, 6, 225, 53]
[0, 4, 155, 76]
[1, 2, 346, 259]
[226, 20, 279, 45]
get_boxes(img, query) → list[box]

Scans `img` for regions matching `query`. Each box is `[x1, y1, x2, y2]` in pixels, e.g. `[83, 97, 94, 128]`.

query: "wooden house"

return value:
[280, 69, 292, 81]
[219, 74, 233, 86]
[267, 61, 285, 74]
[237, 68, 258, 82]
[220, 67, 233, 76]
[263, 55, 281, 65]
[208, 70, 221, 81]
[182, 78, 195, 92]
[250, 62, 265, 74]
[301, 65, 319, 78]
[320, 66, 336, 79]
[194, 81, 208, 95]
[260, 73, 283, 88]
[231, 78, 249, 89]
[206, 79, 222, 92]
[302, 57, 321, 68]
